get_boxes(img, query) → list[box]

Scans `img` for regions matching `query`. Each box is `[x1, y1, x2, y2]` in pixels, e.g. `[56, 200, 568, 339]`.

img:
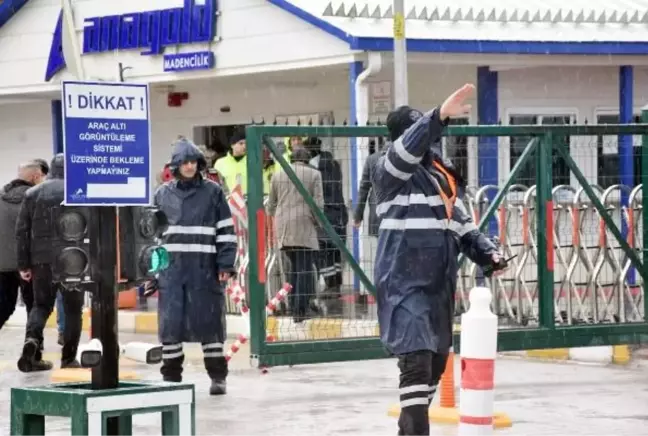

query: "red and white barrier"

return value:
[459, 287, 498, 436]
[224, 282, 293, 361]
[265, 283, 292, 315]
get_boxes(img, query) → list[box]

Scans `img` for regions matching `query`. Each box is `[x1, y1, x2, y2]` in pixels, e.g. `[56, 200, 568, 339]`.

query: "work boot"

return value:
[61, 359, 81, 369]
[18, 339, 53, 373]
[163, 376, 182, 383]
[209, 379, 227, 396]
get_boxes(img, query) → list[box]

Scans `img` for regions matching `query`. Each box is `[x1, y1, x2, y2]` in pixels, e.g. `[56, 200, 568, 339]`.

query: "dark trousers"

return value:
[397, 350, 449, 436]
[318, 238, 344, 291]
[0, 271, 33, 330]
[282, 247, 317, 318]
[161, 342, 228, 382]
[24, 264, 84, 364]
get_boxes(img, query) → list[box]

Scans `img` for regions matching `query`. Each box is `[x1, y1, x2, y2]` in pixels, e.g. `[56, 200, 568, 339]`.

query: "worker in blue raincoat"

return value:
[372, 84, 507, 435]
[154, 138, 237, 395]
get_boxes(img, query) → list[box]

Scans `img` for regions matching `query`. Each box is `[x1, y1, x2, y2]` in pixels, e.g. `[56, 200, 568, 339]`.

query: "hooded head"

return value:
[49, 153, 64, 179]
[169, 138, 206, 180]
[386, 105, 424, 141]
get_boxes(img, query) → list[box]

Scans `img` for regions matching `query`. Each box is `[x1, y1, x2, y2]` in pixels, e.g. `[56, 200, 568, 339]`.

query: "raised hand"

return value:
[439, 84, 475, 120]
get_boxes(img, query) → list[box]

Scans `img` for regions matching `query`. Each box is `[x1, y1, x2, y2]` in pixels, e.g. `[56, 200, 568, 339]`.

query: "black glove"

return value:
[143, 279, 159, 298]
[482, 256, 510, 278]
[482, 236, 510, 278]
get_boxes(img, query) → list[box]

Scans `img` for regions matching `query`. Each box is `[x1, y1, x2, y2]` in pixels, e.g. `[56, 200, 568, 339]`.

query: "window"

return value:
[443, 117, 469, 182]
[596, 114, 642, 188]
[509, 114, 573, 186]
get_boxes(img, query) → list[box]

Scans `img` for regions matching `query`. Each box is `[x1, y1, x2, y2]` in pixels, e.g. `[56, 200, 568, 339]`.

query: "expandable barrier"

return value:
[240, 120, 648, 368]
[457, 182, 644, 326]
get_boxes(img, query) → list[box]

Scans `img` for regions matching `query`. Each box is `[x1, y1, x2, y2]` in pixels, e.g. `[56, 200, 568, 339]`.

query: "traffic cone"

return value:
[429, 349, 459, 424]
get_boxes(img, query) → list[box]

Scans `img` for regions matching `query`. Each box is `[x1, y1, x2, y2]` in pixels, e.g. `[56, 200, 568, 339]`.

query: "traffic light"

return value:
[51, 206, 91, 283]
[118, 206, 170, 281]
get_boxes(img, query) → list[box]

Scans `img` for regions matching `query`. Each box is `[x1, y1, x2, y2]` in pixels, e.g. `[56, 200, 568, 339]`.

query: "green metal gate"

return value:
[245, 116, 648, 368]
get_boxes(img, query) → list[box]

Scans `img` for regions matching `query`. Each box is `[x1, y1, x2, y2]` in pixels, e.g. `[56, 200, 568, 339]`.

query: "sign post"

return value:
[62, 80, 151, 435]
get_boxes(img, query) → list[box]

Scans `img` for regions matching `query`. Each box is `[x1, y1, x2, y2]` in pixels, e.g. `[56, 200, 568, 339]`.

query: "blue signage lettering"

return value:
[45, 0, 217, 81]
[163, 51, 215, 73]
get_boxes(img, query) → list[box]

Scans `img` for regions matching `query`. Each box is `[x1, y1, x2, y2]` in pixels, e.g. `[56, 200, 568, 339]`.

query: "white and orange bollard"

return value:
[458, 287, 508, 435]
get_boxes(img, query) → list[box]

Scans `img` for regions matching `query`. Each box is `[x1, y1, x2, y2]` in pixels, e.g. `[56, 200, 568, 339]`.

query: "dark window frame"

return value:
[596, 113, 642, 188]
[508, 114, 573, 187]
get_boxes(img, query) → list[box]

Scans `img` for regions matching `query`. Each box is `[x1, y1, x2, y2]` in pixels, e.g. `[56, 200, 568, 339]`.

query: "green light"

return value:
[148, 247, 170, 273]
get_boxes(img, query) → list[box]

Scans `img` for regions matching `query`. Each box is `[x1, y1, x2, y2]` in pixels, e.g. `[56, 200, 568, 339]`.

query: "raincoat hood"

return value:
[49, 153, 64, 179]
[1, 179, 33, 204]
[169, 138, 207, 176]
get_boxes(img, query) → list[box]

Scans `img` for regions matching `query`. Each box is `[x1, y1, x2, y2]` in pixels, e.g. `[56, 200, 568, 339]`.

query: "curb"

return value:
[504, 346, 632, 365]
[4, 310, 635, 365]
[4, 309, 249, 338]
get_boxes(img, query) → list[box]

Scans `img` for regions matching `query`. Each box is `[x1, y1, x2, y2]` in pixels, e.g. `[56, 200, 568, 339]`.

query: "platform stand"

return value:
[10, 201, 195, 435]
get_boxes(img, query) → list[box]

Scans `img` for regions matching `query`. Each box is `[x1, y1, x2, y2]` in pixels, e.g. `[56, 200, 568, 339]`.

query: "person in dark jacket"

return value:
[373, 85, 505, 435]
[352, 139, 386, 301]
[154, 138, 237, 395]
[303, 137, 348, 303]
[0, 161, 44, 330]
[16, 154, 84, 372]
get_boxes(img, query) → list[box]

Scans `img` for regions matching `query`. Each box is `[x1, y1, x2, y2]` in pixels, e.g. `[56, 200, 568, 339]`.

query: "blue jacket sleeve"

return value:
[214, 188, 237, 273]
[452, 199, 497, 267]
[374, 108, 446, 195]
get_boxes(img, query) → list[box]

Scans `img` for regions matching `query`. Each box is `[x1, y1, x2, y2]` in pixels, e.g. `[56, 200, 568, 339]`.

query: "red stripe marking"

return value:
[461, 358, 494, 390]
[257, 209, 266, 284]
[460, 416, 493, 425]
[546, 200, 554, 272]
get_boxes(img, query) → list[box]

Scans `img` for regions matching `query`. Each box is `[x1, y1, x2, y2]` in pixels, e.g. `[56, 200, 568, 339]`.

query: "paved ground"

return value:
[1, 326, 648, 435]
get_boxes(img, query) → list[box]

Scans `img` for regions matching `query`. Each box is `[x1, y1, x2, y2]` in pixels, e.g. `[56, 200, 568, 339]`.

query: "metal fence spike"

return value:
[641, 10, 648, 23]
[323, 2, 334, 16]
[486, 8, 496, 21]
[452, 8, 463, 21]
[618, 11, 628, 24]
[597, 11, 606, 24]
[383, 5, 393, 18]
[429, 7, 440, 21]
[585, 10, 596, 23]
[371, 5, 381, 19]
[563, 10, 574, 23]
[542, 10, 552, 23]
[508, 9, 518, 22]
[358, 4, 369, 18]
[406, 6, 417, 19]
[418, 6, 429, 20]
[347, 3, 358, 18]
[441, 7, 451, 21]
[334, 3, 346, 17]
[463, 7, 474, 21]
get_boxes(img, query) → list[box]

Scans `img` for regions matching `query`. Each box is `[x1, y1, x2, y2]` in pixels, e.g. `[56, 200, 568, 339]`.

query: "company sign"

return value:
[45, 0, 218, 81]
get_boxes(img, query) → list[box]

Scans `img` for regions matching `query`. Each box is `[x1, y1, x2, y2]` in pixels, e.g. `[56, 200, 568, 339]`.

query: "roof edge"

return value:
[268, 0, 648, 56]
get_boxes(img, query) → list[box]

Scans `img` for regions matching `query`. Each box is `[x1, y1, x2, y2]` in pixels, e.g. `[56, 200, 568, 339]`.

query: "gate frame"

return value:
[246, 120, 648, 368]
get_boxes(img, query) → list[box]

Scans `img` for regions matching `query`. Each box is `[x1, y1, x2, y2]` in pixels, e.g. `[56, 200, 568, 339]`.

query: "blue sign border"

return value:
[61, 80, 153, 207]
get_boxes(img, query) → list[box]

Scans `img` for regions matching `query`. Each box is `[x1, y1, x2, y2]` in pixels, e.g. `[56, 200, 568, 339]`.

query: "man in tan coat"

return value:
[267, 147, 324, 323]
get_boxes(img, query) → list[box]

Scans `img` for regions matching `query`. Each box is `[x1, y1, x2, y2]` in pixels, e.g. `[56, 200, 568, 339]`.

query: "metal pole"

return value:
[393, 0, 408, 106]
[90, 207, 120, 434]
